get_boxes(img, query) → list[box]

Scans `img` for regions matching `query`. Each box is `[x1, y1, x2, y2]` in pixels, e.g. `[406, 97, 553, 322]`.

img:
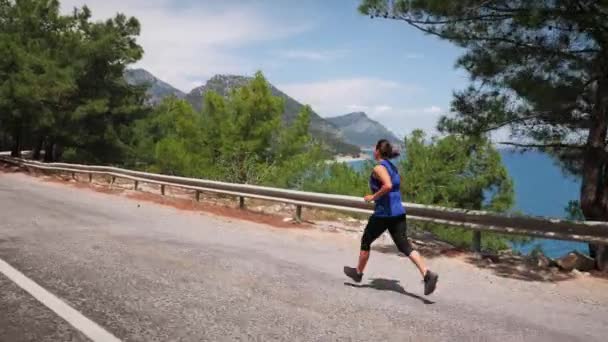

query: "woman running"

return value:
[344, 139, 438, 296]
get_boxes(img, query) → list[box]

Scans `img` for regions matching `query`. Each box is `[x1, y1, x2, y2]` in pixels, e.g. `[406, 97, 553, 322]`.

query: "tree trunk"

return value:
[580, 79, 608, 271]
[54, 144, 63, 162]
[1, 131, 8, 151]
[43, 140, 55, 163]
[32, 137, 44, 160]
[10, 127, 21, 158]
[594, 245, 608, 272]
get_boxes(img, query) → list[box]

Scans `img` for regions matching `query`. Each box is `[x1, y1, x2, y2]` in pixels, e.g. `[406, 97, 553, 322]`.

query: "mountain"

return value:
[327, 112, 401, 148]
[124, 68, 186, 105]
[185, 74, 359, 155]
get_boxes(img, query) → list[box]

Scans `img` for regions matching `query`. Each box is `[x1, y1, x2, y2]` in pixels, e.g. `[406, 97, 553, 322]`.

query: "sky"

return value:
[60, 0, 471, 138]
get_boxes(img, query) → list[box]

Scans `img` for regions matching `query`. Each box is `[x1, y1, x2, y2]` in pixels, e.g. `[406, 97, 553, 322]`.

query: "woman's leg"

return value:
[406, 251, 428, 278]
[386, 216, 426, 276]
[357, 216, 386, 274]
[356, 251, 370, 274]
[387, 216, 438, 295]
[345, 216, 386, 282]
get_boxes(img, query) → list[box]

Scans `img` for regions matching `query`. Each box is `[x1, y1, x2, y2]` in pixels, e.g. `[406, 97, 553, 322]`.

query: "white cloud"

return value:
[60, 0, 313, 91]
[276, 49, 349, 61]
[397, 106, 443, 116]
[374, 105, 393, 113]
[423, 106, 442, 114]
[346, 104, 392, 114]
[279, 78, 418, 116]
[347, 104, 370, 112]
[369, 106, 446, 137]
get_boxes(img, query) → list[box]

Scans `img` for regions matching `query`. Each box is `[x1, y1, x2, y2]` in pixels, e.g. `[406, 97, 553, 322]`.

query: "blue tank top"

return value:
[369, 159, 406, 217]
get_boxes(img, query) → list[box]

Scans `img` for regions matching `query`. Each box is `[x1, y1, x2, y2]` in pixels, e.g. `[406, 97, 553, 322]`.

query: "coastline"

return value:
[330, 152, 369, 164]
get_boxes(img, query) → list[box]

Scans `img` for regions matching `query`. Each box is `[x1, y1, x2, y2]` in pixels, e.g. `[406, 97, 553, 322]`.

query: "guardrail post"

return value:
[110, 176, 116, 186]
[161, 184, 166, 195]
[295, 205, 302, 223]
[239, 196, 245, 209]
[88, 173, 92, 183]
[195, 190, 201, 202]
[472, 231, 482, 252]
[71, 172, 76, 180]
[134, 180, 139, 191]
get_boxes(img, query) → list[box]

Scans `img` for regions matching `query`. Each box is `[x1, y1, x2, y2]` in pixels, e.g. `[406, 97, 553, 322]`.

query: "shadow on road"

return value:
[344, 278, 434, 305]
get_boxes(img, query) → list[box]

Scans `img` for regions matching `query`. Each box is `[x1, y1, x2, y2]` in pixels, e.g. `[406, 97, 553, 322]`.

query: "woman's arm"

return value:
[364, 165, 393, 202]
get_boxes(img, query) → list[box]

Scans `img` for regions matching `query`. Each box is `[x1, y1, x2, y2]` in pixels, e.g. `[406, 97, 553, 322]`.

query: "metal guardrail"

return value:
[2, 155, 608, 249]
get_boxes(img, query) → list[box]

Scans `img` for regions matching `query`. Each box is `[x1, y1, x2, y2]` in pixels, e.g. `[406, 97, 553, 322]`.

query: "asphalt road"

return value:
[1, 172, 607, 342]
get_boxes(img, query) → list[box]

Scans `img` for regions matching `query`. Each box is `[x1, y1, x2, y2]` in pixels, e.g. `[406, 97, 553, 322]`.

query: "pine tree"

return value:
[360, 0, 608, 269]
[402, 130, 514, 212]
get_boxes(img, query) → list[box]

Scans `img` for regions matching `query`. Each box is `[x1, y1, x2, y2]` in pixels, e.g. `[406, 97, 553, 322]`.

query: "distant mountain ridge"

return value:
[124, 69, 185, 105]
[327, 112, 401, 148]
[125, 69, 359, 155]
[185, 74, 342, 135]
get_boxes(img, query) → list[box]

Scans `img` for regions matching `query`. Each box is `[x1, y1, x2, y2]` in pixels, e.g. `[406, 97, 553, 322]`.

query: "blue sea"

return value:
[347, 150, 588, 258]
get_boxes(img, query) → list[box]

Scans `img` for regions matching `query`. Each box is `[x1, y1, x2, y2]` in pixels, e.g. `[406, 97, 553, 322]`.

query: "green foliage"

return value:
[302, 162, 371, 196]
[0, 0, 75, 155]
[401, 130, 516, 250]
[215, 71, 283, 183]
[129, 98, 207, 176]
[424, 226, 511, 251]
[0, 0, 146, 162]
[275, 105, 312, 160]
[203, 72, 326, 185]
[402, 130, 514, 211]
[358, 0, 599, 154]
[565, 200, 585, 221]
[62, 11, 146, 164]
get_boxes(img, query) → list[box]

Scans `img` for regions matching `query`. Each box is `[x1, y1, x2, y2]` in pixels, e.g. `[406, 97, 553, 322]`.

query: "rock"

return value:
[526, 253, 555, 268]
[481, 252, 500, 263]
[540, 275, 551, 282]
[556, 251, 596, 272]
[498, 249, 513, 256]
[536, 254, 555, 268]
[510, 255, 524, 262]
[411, 239, 427, 246]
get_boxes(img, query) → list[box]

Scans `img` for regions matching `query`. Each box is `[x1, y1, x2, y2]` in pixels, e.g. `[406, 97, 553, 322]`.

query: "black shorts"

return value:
[360, 214, 413, 256]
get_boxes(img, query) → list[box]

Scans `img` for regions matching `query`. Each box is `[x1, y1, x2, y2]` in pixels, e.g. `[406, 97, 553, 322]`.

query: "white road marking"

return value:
[0, 258, 121, 342]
